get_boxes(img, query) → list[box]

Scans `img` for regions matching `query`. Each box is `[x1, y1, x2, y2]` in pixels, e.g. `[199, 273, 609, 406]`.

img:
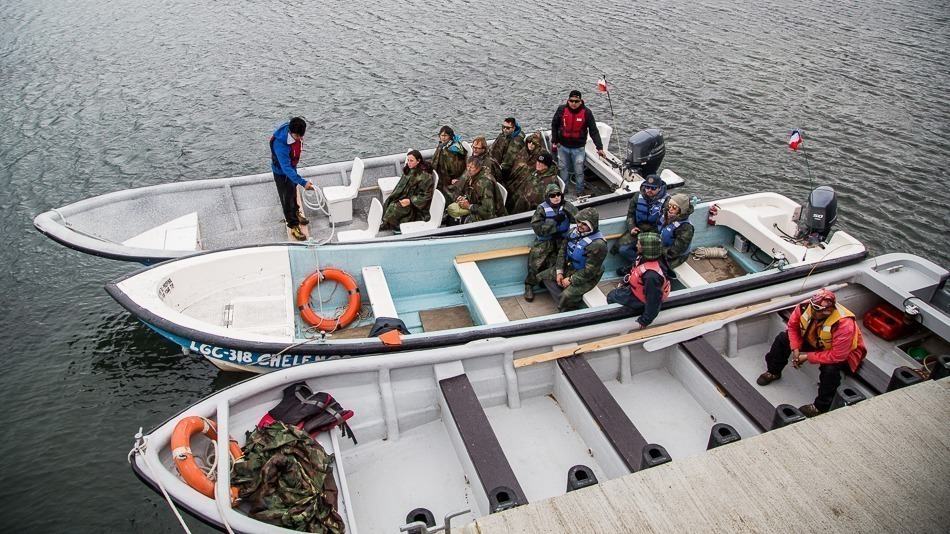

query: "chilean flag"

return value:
[596, 77, 608, 94]
[788, 129, 803, 151]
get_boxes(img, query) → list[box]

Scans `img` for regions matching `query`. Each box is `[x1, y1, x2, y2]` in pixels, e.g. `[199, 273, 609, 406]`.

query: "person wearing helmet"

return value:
[606, 232, 672, 328]
[659, 193, 695, 267]
[523, 183, 577, 301]
[537, 207, 606, 311]
[756, 288, 867, 417]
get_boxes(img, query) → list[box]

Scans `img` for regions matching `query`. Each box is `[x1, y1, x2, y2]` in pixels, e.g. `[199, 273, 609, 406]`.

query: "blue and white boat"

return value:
[106, 191, 866, 373]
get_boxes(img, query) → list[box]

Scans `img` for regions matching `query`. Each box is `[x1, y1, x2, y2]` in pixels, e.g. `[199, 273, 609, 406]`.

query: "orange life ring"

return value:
[296, 268, 361, 331]
[171, 416, 242, 502]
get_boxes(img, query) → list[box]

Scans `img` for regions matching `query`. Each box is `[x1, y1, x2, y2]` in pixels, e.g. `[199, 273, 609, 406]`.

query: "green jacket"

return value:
[510, 164, 560, 214]
[384, 167, 434, 217]
[454, 167, 499, 222]
[506, 132, 545, 189]
[490, 128, 526, 183]
[432, 139, 467, 194]
[664, 202, 695, 267]
[557, 207, 607, 287]
[531, 196, 578, 239]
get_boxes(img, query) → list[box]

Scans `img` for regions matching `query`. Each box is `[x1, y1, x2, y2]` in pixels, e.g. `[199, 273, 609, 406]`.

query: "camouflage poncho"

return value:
[232, 422, 345, 533]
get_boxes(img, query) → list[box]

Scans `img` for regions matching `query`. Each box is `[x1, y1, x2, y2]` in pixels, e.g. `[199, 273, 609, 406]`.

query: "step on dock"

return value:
[465, 378, 950, 533]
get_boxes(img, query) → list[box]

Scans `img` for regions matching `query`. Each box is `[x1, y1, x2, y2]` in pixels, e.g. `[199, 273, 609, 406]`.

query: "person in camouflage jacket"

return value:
[489, 117, 525, 185]
[524, 183, 577, 300]
[447, 156, 503, 223]
[508, 152, 560, 214]
[432, 125, 467, 196]
[381, 149, 434, 230]
[659, 193, 695, 268]
[538, 207, 607, 311]
[232, 422, 345, 534]
[505, 132, 547, 196]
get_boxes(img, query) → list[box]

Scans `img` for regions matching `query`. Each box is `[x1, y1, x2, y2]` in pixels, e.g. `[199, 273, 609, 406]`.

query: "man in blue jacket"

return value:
[270, 117, 315, 241]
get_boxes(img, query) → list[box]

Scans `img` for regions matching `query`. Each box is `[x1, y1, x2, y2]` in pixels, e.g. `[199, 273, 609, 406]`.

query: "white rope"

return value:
[128, 429, 193, 534]
[691, 246, 729, 260]
[301, 187, 337, 245]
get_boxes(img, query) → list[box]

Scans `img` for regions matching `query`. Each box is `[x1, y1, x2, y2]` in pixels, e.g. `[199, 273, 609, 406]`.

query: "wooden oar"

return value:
[641, 283, 848, 352]
[514, 301, 771, 368]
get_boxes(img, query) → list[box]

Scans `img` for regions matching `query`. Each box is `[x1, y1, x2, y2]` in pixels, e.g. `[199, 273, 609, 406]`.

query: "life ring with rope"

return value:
[296, 268, 361, 331]
[170, 416, 243, 502]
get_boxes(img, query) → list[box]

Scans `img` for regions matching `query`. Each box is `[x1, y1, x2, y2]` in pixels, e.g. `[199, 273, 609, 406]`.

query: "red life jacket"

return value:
[628, 260, 671, 303]
[560, 106, 588, 143]
[270, 135, 302, 169]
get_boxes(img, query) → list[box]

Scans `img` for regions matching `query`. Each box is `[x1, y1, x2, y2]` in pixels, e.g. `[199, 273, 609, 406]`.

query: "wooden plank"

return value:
[439, 374, 527, 509]
[453, 234, 623, 264]
[558, 356, 648, 472]
[473, 379, 950, 534]
[680, 337, 776, 431]
[515, 302, 771, 368]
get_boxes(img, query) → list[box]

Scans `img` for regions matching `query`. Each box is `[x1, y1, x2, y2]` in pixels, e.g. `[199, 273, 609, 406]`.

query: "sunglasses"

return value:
[549, 192, 563, 198]
[502, 125, 515, 130]
[810, 301, 831, 311]
[568, 99, 582, 103]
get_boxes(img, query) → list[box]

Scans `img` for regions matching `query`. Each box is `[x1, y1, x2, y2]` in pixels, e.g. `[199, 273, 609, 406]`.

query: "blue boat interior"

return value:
[284, 203, 772, 338]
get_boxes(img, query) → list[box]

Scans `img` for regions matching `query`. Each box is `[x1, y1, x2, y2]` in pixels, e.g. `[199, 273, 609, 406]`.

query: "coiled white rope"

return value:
[691, 246, 729, 259]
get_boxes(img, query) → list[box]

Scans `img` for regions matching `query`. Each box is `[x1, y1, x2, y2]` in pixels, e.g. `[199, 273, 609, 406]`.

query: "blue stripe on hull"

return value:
[140, 321, 347, 372]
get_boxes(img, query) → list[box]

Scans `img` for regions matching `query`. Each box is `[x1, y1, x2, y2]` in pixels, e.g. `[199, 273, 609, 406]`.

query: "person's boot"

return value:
[289, 226, 307, 241]
[756, 371, 781, 386]
[798, 404, 822, 418]
[523, 284, 534, 302]
[297, 210, 310, 226]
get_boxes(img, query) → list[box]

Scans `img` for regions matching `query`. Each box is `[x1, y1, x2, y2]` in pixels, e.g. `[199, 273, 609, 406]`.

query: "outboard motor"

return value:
[624, 128, 665, 177]
[798, 185, 838, 244]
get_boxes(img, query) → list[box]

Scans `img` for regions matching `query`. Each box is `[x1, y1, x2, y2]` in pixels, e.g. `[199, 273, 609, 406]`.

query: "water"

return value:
[1, 0, 947, 531]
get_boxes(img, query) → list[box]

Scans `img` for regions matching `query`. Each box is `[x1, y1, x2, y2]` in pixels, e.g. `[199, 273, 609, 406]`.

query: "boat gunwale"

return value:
[105, 248, 869, 358]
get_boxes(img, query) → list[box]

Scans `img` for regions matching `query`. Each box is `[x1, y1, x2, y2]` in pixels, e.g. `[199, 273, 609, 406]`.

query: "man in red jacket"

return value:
[756, 288, 867, 417]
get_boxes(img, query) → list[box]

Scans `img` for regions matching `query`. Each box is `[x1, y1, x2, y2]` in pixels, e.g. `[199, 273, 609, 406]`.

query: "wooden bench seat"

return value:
[454, 261, 508, 325]
[680, 337, 778, 431]
[361, 266, 398, 318]
[557, 356, 652, 472]
[439, 372, 527, 513]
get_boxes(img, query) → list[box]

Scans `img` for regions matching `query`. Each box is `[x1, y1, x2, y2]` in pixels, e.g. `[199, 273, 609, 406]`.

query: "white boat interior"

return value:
[35, 123, 669, 263]
[109, 192, 866, 372]
[129, 265, 950, 533]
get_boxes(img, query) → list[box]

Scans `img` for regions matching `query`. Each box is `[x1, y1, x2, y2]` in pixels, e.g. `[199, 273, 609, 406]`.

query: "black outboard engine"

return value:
[624, 128, 665, 177]
[798, 186, 838, 244]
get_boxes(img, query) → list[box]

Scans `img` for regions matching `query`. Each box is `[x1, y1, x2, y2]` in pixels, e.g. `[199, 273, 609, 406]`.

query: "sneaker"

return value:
[798, 404, 822, 418]
[756, 372, 780, 386]
[289, 226, 307, 241]
[297, 211, 310, 226]
[523, 284, 534, 302]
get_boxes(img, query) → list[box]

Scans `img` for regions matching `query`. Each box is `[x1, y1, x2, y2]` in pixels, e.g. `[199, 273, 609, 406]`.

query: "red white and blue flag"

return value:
[596, 77, 608, 94]
[788, 129, 803, 150]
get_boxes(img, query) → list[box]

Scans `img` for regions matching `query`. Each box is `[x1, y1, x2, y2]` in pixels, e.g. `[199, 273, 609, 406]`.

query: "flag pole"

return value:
[798, 129, 814, 189]
[601, 74, 624, 161]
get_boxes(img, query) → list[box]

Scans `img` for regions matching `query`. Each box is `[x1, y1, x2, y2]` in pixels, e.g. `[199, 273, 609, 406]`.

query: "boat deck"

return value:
[465, 378, 950, 533]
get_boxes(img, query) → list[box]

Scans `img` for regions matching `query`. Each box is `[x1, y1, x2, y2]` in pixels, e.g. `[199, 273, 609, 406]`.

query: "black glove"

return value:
[554, 212, 567, 223]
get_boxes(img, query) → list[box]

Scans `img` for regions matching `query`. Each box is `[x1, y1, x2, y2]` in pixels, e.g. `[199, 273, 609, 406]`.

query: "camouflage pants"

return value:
[381, 201, 421, 229]
[537, 266, 600, 311]
[525, 240, 559, 286]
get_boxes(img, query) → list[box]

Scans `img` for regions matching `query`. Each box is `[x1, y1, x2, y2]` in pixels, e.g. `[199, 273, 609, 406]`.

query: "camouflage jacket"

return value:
[452, 167, 499, 222]
[530, 198, 578, 239]
[232, 422, 345, 533]
[556, 208, 607, 287]
[385, 167, 434, 215]
[506, 132, 545, 189]
[432, 138, 467, 193]
[510, 164, 560, 214]
[490, 127, 526, 182]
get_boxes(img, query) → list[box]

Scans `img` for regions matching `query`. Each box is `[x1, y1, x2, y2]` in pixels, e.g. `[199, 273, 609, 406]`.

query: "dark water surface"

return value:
[1, 0, 947, 531]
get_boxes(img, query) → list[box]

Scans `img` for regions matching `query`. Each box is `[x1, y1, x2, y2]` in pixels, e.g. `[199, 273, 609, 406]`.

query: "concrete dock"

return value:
[466, 379, 950, 533]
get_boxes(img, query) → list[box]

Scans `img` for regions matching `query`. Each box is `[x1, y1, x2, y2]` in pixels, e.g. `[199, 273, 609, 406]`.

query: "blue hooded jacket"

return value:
[270, 122, 306, 187]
